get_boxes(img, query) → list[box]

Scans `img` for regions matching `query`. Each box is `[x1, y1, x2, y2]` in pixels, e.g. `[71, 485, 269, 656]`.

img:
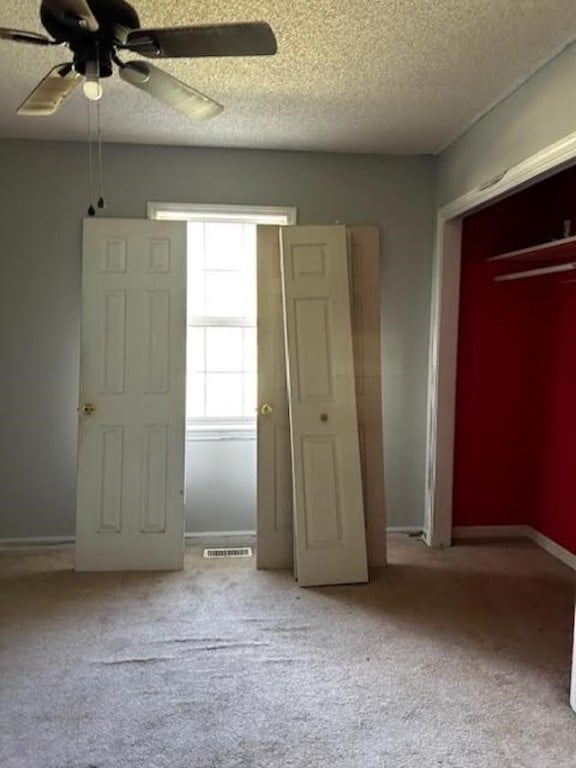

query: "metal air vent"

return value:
[203, 547, 253, 559]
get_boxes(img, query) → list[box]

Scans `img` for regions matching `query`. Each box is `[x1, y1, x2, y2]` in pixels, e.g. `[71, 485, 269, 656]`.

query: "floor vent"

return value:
[203, 547, 253, 559]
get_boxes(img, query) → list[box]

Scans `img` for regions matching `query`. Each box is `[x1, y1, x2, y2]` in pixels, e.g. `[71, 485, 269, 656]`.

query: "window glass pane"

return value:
[186, 373, 205, 418]
[187, 328, 205, 372]
[185, 219, 258, 424]
[243, 224, 256, 272]
[243, 373, 257, 417]
[188, 279, 205, 319]
[205, 271, 254, 317]
[187, 223, 206, 317]
[243, 328, 257, 372]
[187, 222, 204, 261]
[243, 273, 256, 318]
[205, 373, 243, 417]
[204, 223, 245, 271]
[206, 327, 243, 372]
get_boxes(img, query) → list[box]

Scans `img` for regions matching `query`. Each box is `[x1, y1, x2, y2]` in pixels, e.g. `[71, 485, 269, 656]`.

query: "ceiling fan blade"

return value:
[119, 61, 223, 121]
[17, 64, 82, 116]
[0, 27, 55, 46]
[42, 0, 99, 33]
[125, 22, 277, 59]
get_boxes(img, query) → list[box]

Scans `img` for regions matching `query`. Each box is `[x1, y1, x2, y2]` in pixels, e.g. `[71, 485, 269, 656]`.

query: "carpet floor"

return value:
[1, 537, 575, 768]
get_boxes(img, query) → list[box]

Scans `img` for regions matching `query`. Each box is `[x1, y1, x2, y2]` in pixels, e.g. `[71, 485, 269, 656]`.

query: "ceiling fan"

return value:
[0, 0, 278, 120]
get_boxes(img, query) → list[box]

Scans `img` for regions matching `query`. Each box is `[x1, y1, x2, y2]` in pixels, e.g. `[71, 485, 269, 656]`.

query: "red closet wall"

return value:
[454, 165, 576, 554]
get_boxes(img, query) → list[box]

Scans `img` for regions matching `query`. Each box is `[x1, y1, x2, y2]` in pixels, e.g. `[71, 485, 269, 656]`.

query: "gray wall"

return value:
[0, 139, 435, 539]
[437, 41, 576, 206]
[186, 437, 256, 534]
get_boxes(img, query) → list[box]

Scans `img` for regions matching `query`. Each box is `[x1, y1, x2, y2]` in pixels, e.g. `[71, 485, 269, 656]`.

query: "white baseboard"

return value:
[3, 527, 573, 572]
[452, 525, 576, 572]
[387, 526, 424, 536]
[528, 529, 576, 572]
[185, 531, 256, 547]
[185, 530, 256, 540]
[0, 536, 74, 549]
[0, 531, 257, 551]
[453, 525, 531, 539]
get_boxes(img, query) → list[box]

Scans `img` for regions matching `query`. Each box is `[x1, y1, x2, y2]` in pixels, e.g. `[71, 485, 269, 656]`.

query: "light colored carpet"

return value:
[1, 537, 575, 768]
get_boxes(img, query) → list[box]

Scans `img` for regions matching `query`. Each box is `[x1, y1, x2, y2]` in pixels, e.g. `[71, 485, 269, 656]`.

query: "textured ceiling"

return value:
[0, 1, 575, 154]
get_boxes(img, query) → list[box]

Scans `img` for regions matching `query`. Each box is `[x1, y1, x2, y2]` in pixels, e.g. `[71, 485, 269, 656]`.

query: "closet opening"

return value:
[427, 148, 576, 714]
[426, 138, 576, 553]
[453, 163, 576, 554]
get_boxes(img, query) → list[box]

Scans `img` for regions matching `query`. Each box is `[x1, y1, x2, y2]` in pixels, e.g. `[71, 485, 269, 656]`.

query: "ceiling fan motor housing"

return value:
[40, 0, 141, 77]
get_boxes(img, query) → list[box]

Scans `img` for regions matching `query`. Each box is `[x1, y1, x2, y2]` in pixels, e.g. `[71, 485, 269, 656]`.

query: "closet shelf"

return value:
[488, 234, 576, 262]
[494, 262, 576, 282]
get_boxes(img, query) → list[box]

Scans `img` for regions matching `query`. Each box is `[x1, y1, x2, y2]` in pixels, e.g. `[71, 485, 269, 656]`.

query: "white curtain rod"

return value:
[494, 262, 576, 282]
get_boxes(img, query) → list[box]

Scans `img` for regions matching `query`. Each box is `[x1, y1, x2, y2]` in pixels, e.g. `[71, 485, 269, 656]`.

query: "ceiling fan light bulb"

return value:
[83, 78, 103, 102]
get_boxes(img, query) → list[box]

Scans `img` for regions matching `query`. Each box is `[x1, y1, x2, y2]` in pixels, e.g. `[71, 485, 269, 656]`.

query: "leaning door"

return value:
[76, 218, 187, 571]
[347, 227, 386, 567]
[256, 226, 386, 571]
[256, 226, 293, 569]
[281, 225, 368, 586]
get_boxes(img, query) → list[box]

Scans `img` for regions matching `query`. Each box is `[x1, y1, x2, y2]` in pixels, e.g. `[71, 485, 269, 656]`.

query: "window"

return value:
[148, 203, 297, 432]
[186, 221, 257, 424]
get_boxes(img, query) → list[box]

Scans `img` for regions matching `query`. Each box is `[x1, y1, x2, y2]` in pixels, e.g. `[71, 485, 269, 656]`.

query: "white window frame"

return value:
[148, 202, 297, 225]
[148, 202, 297, 436]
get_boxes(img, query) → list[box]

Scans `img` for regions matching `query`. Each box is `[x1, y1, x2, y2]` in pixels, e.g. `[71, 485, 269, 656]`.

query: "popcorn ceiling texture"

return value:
[0, 1, 575, 153]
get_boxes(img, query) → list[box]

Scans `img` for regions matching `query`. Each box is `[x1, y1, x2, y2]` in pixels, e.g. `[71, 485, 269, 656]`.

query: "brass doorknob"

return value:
[79, 403, 96, 415]
[260, 403, 274, 416]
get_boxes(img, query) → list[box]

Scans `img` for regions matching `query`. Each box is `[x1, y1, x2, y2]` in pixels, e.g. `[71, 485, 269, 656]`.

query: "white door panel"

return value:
[281, 225, 368, 586]
[76, 219, 187, 571]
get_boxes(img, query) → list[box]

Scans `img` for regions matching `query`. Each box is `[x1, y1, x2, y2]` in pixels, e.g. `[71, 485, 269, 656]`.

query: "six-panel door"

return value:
[280, 225, 368, 586]
[76, 219, 187, 571]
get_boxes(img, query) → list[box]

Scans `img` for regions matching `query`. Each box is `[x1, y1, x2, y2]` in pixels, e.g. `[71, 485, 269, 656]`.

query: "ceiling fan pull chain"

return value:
[96, 95, 105, 210]
[87, 98, 95, 217]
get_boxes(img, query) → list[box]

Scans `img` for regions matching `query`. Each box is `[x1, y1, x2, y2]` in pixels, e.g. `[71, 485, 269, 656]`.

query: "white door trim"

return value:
[426, 129, 576, 548]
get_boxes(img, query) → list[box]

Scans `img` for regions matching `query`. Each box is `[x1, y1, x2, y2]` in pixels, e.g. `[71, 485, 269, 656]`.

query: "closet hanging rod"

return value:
[488, 234, 576, 262]
[494, 262, 576, 282]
